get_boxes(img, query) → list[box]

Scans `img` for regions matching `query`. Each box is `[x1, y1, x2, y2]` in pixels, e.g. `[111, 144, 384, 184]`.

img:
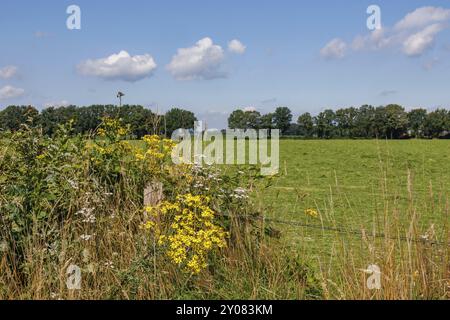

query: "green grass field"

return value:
[115, 138, 450, 246]
[2, 131, 448, 299]
[249, 139, 450, 261]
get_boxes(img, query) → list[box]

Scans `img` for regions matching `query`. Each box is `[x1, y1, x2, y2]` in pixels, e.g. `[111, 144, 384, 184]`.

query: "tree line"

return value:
[228, 105, 450, 139]
[0, 105, 197, 138]
[2, 103, 450, 139]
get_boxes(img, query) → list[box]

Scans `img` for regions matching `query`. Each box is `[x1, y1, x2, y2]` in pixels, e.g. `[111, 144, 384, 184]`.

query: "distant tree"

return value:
[284, 123, 300, 136]
[228, 109, 262, 130]
[164, 108, 197, 137]
[259, 113, 274, 130]
[40, 105, 78, 136]
[273, 107, 292, 134]
[116, 105, 155, 138]
[373, 106, 388, 137]
[335, 107, 358, 138]
[297, 112, 314, 137]
[228, 110, 246, 129]
[243, 111, 261, 129]
[423, 109, 450, 138]
[383, 104, 408, 139]
[0, 105, 39, 131]
[354, 105, 376, 138]
[74, 105, 114, 134]
[407, 108, 427, 138]
[315, 109, 336, 139]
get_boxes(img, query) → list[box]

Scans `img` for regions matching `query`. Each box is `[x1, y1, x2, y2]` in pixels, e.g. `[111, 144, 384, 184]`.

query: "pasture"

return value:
[242, 139, 449, 298]
[256, 139, 450, 235]
[1, 126, 449, 299]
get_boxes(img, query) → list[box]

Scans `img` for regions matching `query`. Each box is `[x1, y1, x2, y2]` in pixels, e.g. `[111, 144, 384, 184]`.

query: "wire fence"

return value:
[222, 212, 449, 248]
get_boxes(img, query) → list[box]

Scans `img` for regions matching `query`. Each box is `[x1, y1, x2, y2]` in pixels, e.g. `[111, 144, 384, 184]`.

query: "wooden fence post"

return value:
[144, 181, 164, 208]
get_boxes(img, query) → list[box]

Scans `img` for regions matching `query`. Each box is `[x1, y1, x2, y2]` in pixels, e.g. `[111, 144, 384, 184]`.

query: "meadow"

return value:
[0, 123, 448, 300]
[256, 139, 450, 237]
[250, 139, 449, 298]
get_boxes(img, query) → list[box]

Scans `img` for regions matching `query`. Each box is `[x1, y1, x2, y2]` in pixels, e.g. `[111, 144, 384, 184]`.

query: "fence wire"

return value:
[221, 212, 449, 248]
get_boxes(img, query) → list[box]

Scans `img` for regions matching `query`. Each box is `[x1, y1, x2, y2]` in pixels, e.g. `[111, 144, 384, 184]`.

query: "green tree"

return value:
[117, 105, 155, 138]
[354, 105, 376, 138]
[335, 107, 358, 138]
[407, 108, 427, 138]
[423, 109, 450, 138]
[383, 104, 408, 139]
[243, 111, 261, 129]
[228, 109, 261, 129]
[273, 107, 292, 134]
[164, 108, 197, 137]
[315, 109, 336, 139]
[0, 105, 39, 131]
[228, 110, 246, 129]
[259, 113, 274, 129]
[40, 105, 78, 136]
[297, 112, 314, 137]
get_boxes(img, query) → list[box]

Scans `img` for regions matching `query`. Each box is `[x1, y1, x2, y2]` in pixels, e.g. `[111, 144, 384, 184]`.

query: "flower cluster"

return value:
[135, 135, 175, 163]
[144, 194, 228, 274]
[304, 208, 319, 218]
[97, 118, 129, 139]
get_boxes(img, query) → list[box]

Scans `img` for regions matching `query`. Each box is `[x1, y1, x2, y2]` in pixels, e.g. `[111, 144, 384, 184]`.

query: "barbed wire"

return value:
[221, 212, 449, 247]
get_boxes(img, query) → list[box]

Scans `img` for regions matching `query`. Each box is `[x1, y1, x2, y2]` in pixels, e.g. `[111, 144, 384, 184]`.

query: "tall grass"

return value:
[316, 166, 449, 299]
[0, 122, 319, 300]
[0, 124, 448, 300]
[255, 142, 450, 300]
[0, 194, 320, 299]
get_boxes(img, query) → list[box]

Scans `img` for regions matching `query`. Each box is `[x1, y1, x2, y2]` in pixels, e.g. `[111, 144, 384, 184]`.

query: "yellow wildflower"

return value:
[305, 208, 319, 218]
[142, 193, 228, 274]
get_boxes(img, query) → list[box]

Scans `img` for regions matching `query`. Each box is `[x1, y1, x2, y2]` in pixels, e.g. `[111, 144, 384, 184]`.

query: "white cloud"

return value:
[351, 28, 392, 51]
[320, 38, 347, 59]
[394, 6, 450, 31]
[328, 6, 450, 58]
[167, 37, 226, 80]
[0, 85, 25, 101]
[243, 106, 256, 112]
[44, 100, 71, 108]
[402, 23, 444, 56]
[77, 51, 157, 82]
[0, 66, 18, 79]
[228, 39, 246, 54]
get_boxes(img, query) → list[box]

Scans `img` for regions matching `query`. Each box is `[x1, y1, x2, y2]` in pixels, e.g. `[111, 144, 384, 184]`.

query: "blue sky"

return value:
[1, 0, 450, 128]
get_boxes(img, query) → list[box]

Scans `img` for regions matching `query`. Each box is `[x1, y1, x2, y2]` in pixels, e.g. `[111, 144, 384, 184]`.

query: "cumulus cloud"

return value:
[402, 23, 444, 56]
[325, 6, 450, 58]
[351, 28, 393, 51]
[167, 37, 226, 80]
[0, 66, 18, 79]
[394, 6, 450, 31]
[320, 38, 347, 59]
[228, 39, 246, 54]
[243, 106, 257, 112]
[0, 85, 25, 100]
[44, 100, 71, 108]
[77, 51, 157, 82]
